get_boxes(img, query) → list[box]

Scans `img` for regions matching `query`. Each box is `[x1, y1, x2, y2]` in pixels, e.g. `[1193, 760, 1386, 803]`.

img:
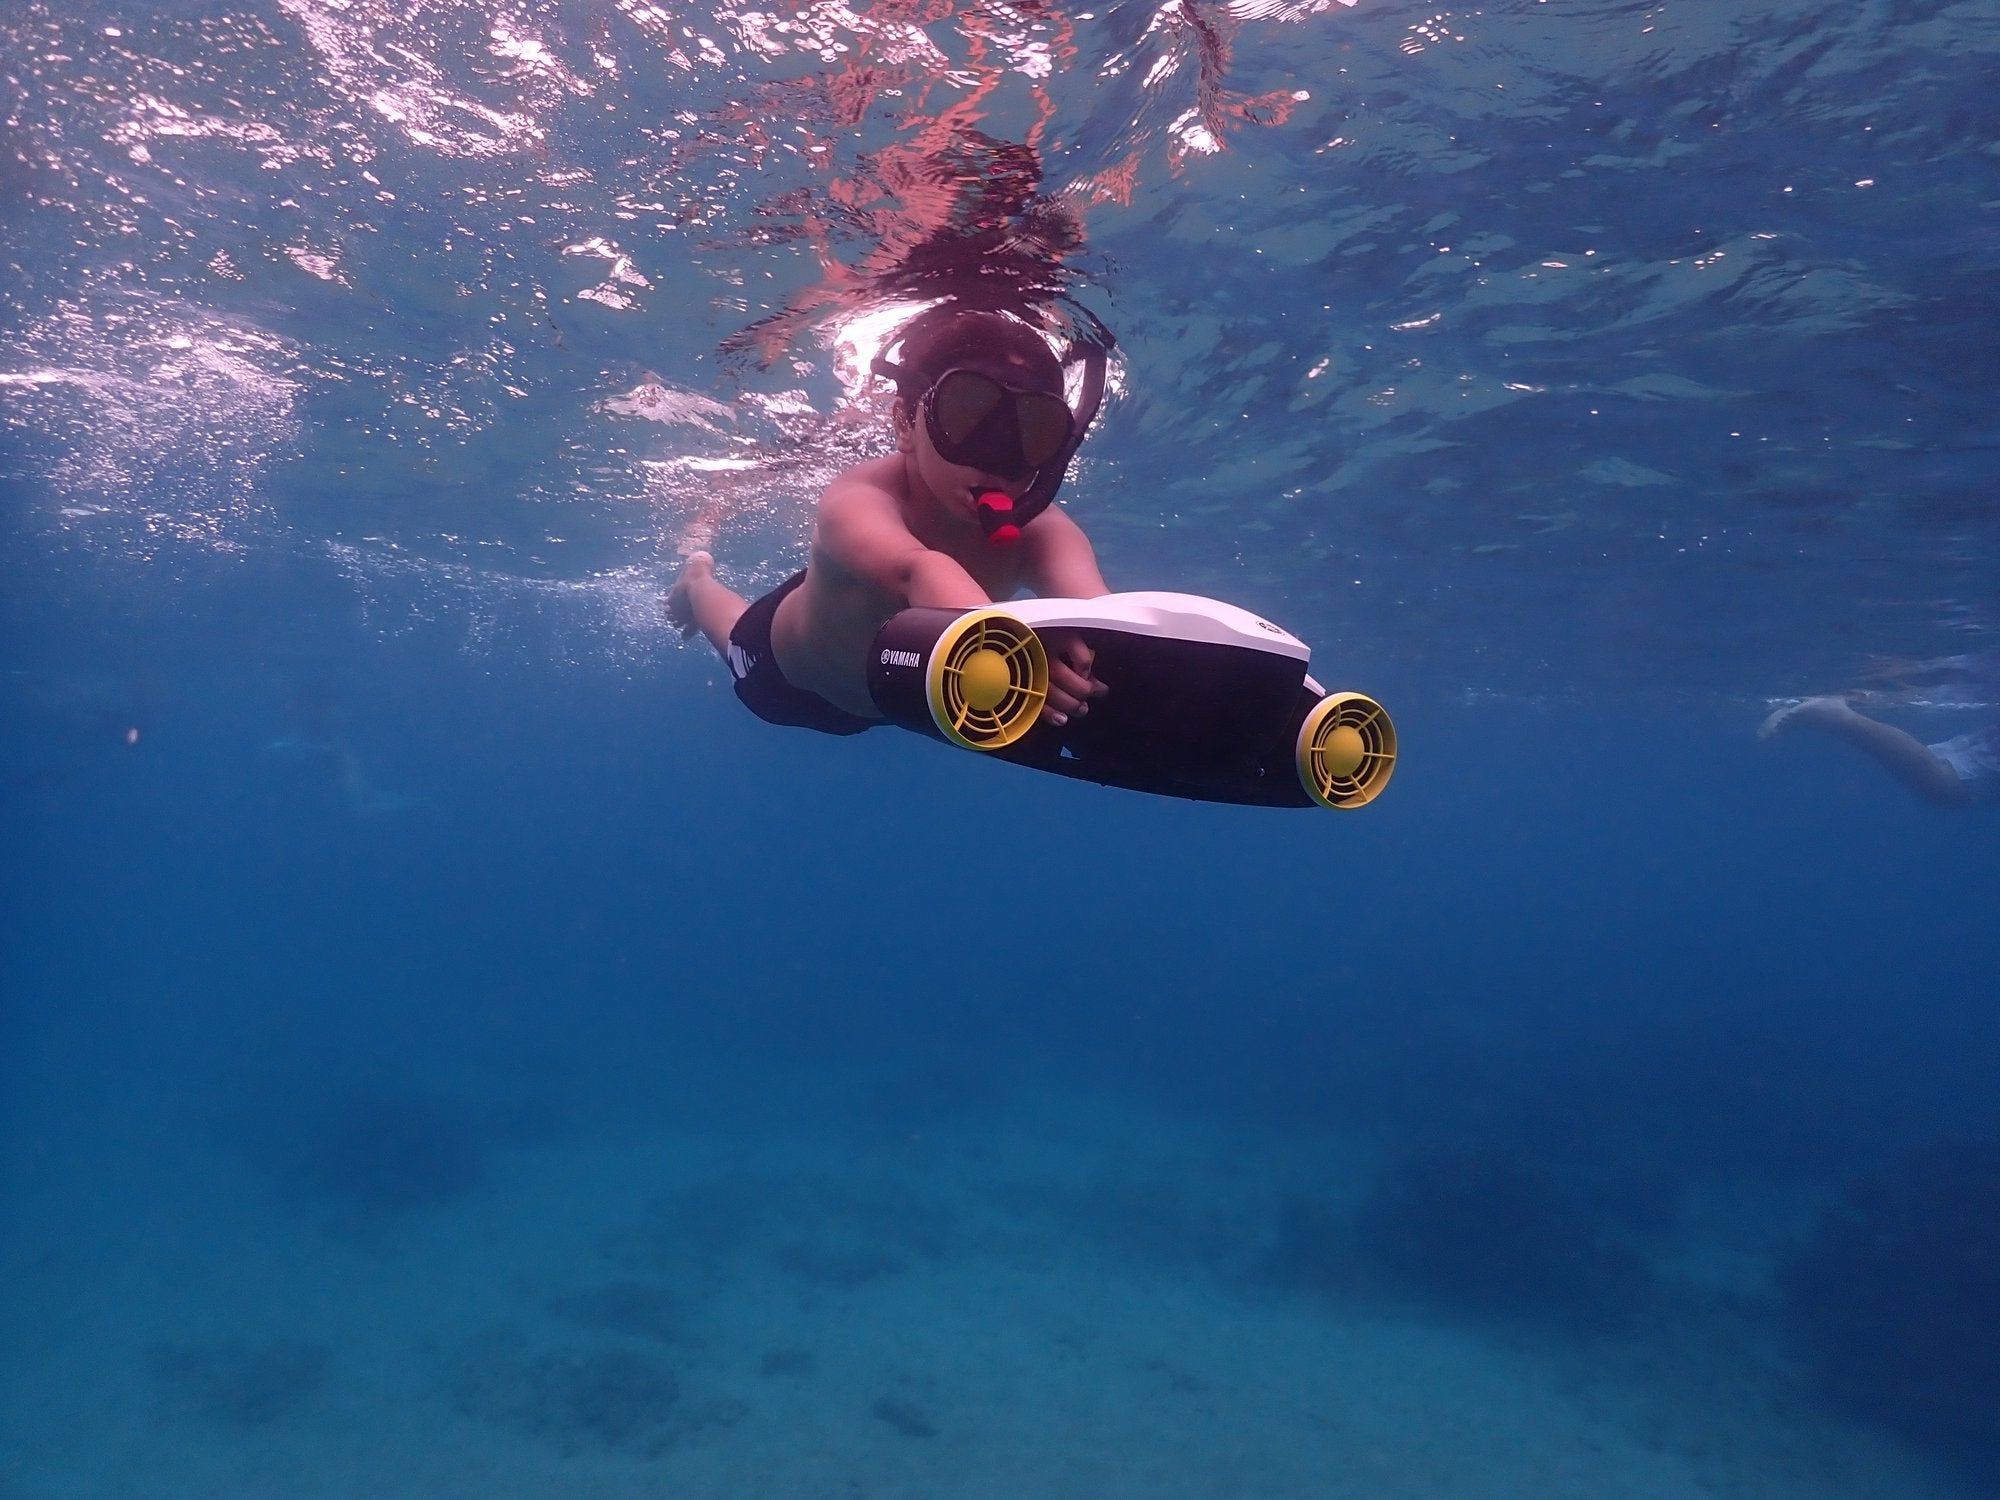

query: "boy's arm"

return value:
[818, 476, 1102, 725]
[1019, 506, 1109, 599]
[1017, 505, 1110, 724]
[817, 479, 993, 611]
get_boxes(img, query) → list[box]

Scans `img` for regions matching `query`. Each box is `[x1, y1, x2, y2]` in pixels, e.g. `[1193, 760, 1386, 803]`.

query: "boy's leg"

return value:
[666, 552, 749, 655]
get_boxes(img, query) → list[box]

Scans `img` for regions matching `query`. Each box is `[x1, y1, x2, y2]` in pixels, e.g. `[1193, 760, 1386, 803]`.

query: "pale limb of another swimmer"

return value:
[1758, 696, 1973, 807]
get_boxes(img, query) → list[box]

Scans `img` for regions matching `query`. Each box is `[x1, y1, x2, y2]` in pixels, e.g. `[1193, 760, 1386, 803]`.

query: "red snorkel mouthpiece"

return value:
[974, 490, 1021, 546]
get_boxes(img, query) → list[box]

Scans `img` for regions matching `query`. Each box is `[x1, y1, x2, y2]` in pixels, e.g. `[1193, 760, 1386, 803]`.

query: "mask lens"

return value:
[930, 370, 1007, 450]
[1012, 393, 1073, 469]
[925, 369, 1075, 477]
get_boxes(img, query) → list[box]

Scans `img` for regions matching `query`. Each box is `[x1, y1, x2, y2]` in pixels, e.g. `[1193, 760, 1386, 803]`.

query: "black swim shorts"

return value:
[727, 572, 878, 736]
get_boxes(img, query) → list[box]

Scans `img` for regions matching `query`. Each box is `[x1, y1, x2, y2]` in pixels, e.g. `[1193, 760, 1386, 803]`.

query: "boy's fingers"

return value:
[1043, 679, 1091, 720]
[1057, 642, 1107, 696]
[1048, 664, 1094, 710]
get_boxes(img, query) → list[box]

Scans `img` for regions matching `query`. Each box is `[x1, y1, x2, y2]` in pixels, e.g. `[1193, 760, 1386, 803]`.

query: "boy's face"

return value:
[895, 391, 1030, 514]
[894, 361, 1073, 527]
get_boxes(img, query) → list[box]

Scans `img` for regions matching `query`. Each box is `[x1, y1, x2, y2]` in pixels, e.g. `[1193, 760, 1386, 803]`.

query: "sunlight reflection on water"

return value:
[3, 0, 1995, 692]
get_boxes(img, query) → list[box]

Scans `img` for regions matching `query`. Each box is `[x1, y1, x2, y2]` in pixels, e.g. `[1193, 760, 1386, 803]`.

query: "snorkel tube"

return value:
[1007, 297, 1114, 536]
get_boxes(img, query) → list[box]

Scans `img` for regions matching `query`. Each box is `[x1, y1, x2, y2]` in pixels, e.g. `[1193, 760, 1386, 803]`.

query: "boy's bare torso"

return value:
[770, 454, 1024, 718]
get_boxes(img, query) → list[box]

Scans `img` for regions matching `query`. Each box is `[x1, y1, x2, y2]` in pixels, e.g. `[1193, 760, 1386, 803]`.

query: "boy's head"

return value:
[878, 307, 1065, 413]
[874, 300, 1110, 541]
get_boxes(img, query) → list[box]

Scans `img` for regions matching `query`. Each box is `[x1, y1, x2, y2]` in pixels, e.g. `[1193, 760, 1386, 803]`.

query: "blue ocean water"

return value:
[3, 1, 1998, 1496]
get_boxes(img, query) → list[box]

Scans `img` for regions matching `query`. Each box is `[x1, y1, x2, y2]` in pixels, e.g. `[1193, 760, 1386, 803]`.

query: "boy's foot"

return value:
[1757, 695, 1854, 740]
[665, 551, 714, 639]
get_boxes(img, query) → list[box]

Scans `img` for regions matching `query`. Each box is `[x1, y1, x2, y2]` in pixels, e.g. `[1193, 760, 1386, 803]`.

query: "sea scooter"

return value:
[867, 591, 1396, 810]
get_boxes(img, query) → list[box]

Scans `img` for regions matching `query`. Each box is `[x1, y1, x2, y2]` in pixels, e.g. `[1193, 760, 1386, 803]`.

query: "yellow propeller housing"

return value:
[926, 608, 1048, 751]
[1296, 692, 1397, 809]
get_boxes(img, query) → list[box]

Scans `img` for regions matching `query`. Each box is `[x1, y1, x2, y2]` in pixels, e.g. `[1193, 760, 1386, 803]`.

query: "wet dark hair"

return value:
[881, 307, 1064, 409]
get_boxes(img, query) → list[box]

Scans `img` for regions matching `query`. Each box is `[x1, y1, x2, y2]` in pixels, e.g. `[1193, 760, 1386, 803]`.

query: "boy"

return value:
[668, 306, 1110, 733]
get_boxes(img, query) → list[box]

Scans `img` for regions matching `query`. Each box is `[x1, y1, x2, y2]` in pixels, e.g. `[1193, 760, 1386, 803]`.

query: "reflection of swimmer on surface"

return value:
[265, 737, 437, 817]
[271, 681, 437, 816]
[1759, 655, 2000, 807]
[668, 303, 1114, 735]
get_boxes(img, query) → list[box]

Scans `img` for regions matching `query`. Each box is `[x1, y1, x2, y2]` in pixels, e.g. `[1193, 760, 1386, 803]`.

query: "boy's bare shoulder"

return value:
[820, 454, 906, 512]
[815, 455, 916, 550]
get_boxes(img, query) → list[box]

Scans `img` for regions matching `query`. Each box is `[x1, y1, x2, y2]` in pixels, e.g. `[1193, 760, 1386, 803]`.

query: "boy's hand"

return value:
[1041, 629, 1106, 727]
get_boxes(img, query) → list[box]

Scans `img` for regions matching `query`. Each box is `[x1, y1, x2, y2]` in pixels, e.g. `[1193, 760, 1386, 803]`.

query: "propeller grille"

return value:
[928, 610, 1048, 751]
[1297, 692, 1397, 809]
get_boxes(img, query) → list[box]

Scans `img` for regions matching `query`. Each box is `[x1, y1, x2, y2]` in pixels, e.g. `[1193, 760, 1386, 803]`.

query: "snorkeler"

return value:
[1758, 689, 2000, 807]
[668, 304, 1113, 734]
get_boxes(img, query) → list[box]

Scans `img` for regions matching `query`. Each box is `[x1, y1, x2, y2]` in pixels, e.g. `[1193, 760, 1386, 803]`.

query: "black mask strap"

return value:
[1012, 298, 1115, 529]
